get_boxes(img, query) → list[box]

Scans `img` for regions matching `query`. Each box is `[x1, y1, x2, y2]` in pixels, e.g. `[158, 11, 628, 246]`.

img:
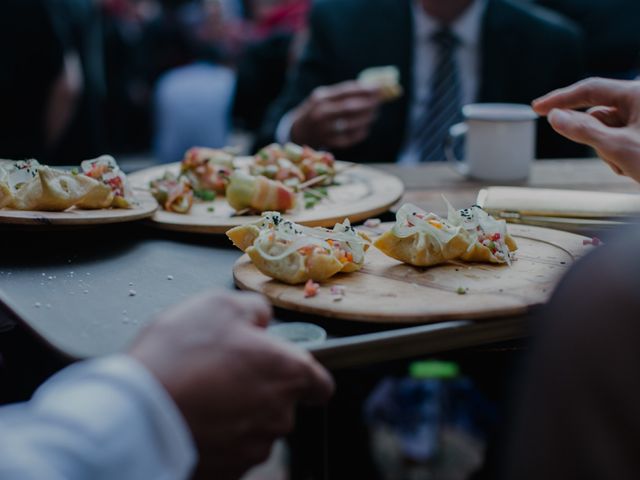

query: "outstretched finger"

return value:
[547, 108, 614, 149]
[532, 78, 630, 116]
[605, 160, 624, 176]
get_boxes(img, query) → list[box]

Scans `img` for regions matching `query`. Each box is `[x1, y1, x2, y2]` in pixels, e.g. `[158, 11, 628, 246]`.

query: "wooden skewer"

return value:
[297, 174, 328, 191]
[232, 208, 251, 217]
[335, 162, 359, 175]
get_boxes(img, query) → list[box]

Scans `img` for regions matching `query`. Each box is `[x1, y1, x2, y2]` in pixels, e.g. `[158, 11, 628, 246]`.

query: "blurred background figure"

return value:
[232, 0, 312, 132]
[153, 61, 235, 164]
[256, 0, 588, 164]
[101, 0, 162, 155]
[1, 0, 640, 165]
[0, 0, 105, 165]
[152, 0, 311, 163]
[148, 0, 236, 164]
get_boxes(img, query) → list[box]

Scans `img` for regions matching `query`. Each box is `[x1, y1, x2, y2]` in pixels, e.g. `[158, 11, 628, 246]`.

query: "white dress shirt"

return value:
[0, 355, 196, 480]
[276, 0, 486, 163]
[399, 0, 486, 165]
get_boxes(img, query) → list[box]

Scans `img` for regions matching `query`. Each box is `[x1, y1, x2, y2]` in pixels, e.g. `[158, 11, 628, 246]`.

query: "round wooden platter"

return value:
[0, 190, 158, 227]
[233, 224, 596, 324]
[127, 159, 404, 234]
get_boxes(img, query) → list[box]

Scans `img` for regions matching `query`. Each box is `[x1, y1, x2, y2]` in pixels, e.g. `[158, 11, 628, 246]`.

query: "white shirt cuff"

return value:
[18, 354, 197, 480]
[275, 110, 296, 144]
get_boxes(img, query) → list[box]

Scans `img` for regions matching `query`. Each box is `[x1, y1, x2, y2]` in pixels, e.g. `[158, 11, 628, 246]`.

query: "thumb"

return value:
[547, 108, 612, 149]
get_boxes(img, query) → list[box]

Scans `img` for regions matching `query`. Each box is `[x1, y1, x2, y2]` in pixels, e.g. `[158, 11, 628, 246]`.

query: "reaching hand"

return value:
[290, 80, 382, 150]
[532, 78, 640, 182]
[129, 290, 334, 480]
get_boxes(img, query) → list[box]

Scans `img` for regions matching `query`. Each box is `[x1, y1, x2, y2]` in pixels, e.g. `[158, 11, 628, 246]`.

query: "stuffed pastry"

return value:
[358, 66, 403, 102]
[252, 143, 305, 184]
[227, 212, 370, 284]
[446, 202, 518, 264]
[295, 145, 336, 186]
[0, 164, 14, 208]
[80, 155, 135, 208]
[180, 147, 234, 196]
[149, 173, 194, 214]
[226, 171, 296, 213]
[0, 157, 134, 211]
[0, 159, 41, 209]
[253, 143, 336, 187]
[374, 203, 471, 267]
[0, 160, 112, 211]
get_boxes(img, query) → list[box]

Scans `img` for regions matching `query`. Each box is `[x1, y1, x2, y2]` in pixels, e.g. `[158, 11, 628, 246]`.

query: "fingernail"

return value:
[548, 109, 570, 127]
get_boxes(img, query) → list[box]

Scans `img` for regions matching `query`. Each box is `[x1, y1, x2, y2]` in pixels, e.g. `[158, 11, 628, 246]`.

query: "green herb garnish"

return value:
[303, 187, 329, 209]
[194, 189, 216, 201]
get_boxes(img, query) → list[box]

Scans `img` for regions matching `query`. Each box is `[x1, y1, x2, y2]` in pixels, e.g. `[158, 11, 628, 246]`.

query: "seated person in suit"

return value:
[256, 0, 588, 163]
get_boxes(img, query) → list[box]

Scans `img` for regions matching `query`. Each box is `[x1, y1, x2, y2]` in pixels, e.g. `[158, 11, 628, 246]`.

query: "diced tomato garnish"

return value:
[304, 279, 319, 298]
[276, 185, 295, 211]
[297, 245, 315, 255]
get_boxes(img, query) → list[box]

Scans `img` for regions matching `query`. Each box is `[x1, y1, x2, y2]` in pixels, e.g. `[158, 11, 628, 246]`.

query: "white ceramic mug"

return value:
[446, 103, 538, 182]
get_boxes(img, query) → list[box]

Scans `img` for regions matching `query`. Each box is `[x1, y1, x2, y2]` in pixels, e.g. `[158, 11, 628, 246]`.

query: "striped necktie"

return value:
[415, 28, 463, 162]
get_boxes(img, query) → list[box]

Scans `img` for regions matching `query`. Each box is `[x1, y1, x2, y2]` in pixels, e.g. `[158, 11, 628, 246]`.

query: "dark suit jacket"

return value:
[535, 0, 640, 77]
[257, 0, 587, 162]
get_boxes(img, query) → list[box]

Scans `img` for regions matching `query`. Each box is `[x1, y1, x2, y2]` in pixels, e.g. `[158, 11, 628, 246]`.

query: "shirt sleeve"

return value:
[275, 110, 295, 144]
[0, 354, 197, 480]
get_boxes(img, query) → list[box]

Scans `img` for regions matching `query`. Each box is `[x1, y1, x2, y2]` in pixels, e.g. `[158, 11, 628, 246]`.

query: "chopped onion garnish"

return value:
[364, 218, 381, 228]
[251, 212, 368, 264]
[444, 196, 512, 265]
[391, 203, 464, 250]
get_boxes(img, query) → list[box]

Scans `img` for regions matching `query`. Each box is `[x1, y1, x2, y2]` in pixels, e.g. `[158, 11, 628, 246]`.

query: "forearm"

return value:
[0, 355, 196, 480]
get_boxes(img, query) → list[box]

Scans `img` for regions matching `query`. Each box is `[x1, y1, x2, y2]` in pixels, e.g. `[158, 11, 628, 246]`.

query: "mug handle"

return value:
[445, 122, 469, 176]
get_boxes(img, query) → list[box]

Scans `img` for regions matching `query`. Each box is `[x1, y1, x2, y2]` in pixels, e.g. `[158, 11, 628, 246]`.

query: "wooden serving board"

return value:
[0, 191, 158, 227]
[233, 224, 595, 324]
[127, 160, 404, 234]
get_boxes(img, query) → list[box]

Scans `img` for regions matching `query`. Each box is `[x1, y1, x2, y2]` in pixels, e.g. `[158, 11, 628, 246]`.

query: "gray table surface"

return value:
[0, 222, 527, 369]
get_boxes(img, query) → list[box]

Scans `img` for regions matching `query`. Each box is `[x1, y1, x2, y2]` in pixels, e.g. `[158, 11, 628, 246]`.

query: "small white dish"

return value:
[268, 322, 327, 347]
